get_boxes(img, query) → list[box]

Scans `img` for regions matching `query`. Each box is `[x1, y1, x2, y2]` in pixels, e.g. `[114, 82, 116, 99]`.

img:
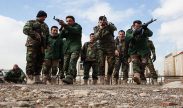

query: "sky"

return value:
[0, 0, 183, 75]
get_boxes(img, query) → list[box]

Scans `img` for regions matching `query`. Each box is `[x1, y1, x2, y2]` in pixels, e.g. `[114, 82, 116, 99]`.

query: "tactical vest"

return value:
[86, 42, 97, 61]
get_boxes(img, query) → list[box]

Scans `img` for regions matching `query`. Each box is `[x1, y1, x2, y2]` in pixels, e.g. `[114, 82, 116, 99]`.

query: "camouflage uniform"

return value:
[81, 41, 98, 83]
[126, 27, 153, 84]
[147, 39, 158, 80]
[41, 34, 63, 84]
[94, 23, 116, 84]
[113, 37, 129, 82]
[23, 19, 49, 79]
[61, 23, 82, 84]
[4, 68, 25, 83]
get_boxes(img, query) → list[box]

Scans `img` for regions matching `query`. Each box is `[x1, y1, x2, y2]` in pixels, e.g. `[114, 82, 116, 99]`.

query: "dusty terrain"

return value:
[0, 82, 183, 108]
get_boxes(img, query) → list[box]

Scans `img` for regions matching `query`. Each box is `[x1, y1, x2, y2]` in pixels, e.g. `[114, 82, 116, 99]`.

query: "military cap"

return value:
[36, 10, 47, 17]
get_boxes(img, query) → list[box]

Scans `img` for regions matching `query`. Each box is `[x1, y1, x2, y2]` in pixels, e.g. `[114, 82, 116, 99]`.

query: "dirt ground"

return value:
[0, 82, 183, 108]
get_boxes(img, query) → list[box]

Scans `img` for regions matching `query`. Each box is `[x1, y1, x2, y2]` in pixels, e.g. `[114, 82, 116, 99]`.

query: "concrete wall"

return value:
[174, 52, 183, 77]
[164, 51, 183, 79]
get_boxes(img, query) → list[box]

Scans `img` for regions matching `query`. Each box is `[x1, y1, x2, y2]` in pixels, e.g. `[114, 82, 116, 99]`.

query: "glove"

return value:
[59, 20, 67, 27]
[142, 24, 148, 29]
[152, 53, 156, 62]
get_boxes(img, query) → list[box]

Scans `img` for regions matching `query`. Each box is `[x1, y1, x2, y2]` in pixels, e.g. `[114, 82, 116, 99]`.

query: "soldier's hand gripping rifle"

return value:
[133, 18, 157, 37]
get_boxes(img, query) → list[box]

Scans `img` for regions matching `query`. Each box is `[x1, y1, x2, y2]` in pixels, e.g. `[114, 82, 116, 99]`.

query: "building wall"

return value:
[164, 53, 175, 76]
[164, 51, 183, 78]
[174, 52, 183, 77]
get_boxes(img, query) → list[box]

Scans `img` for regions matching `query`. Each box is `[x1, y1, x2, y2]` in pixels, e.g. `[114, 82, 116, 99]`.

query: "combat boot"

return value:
[141, 80, 147, 85]
[152, 78, 158, 85]
[34, 75, 42, 84]
[51, 76, 57, 85]
[42, 75, 51, 85]
[133, 73, 141, 85]
[62, 75, 73, 84]
[93, 79, 97, 85]
[83, 79, 88, 85]
[99, 76, 105, 85]
[113, 78, 118, 85]
[122, 79, 128, 84]
[60, 74, 65, 79]
[106, 75, 111, 85]
[26, 75, 34, 84]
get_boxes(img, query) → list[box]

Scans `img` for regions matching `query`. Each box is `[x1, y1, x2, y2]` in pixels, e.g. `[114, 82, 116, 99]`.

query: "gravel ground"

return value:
[0, 83, 183, 108]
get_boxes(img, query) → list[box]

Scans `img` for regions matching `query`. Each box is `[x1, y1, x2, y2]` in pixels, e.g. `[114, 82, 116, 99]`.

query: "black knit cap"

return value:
[36, 10, 47, 17]
[99, 15, 107, 21]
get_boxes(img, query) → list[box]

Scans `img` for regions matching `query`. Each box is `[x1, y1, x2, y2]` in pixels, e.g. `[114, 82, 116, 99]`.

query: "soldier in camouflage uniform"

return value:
[125, 20, 153, 85]
[94, 16, 116, 85]
[23, 10, 49, 84]
[146, 38, 158, 82]
[59, 16, 82, 84]
[81, 33, 98, 85]
[42, 26, 63, 84]
[113, 30, 129, 84]
[4, 64, 25, 83]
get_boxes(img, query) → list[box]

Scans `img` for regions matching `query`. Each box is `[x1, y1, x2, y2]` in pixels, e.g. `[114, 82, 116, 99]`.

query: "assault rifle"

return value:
[53, 16, 65, 30]
[53, 16, 62, 22]
[142, 18, 157, 29]
[133, 18, 157, 36]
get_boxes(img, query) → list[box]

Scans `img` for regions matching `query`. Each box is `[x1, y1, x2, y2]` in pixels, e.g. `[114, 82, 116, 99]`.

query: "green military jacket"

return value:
[23, 19, 49, 47]
[44, 34, 63, 60]
[147, 39, 155, 56]
[60, 23, 82, 53]
[125, 28, 153, 57]
[93, 23, 116, 52]
[5, 68, 25, 81]
[81, 41, 98, 61]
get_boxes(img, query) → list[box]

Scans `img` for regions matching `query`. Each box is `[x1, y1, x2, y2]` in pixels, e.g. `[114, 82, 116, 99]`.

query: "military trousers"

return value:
[98, 49, 115, 76]
[26, 46, 44, 76]
[58, 57, 65, 79]
[83, 61, 98, 80]
[130, 54, 148, 80]
[42, 59, 59, 76]
[146, 56, 158, 79]
[113, 56, 129, 80]
[63, 51, 80, 79]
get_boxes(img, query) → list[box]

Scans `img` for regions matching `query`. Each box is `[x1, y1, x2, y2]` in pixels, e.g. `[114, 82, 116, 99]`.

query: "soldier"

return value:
[125, 20, 153, 85]
[113, 30, 129, 84]
[81, 33, 98, 85]
[4, 64, 26, 83]
[42, 26, 63, 84]
[59, 15, 82, 84]
[146, 38, 158, 83]
[23, 10, 49, 84]
[94, 16, 117, 85]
